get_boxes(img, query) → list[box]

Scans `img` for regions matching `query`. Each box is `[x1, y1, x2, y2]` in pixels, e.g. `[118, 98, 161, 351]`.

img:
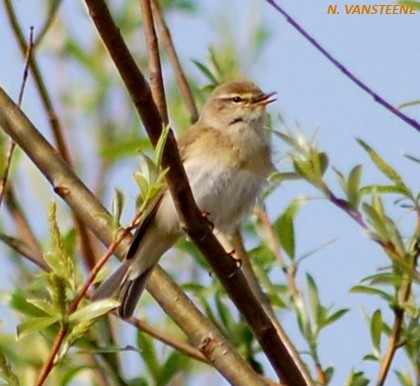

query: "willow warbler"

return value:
[93, 80, 276, 318]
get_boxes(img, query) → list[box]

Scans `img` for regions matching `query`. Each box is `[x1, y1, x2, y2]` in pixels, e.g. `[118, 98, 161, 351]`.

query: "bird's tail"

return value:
[92, 261, 154, 320]
[118, 267, 154, 319]
[91, 262, 130, 302]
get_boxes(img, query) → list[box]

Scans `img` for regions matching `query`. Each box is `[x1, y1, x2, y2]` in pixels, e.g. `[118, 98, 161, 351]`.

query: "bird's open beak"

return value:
[253, 91, 277, 106]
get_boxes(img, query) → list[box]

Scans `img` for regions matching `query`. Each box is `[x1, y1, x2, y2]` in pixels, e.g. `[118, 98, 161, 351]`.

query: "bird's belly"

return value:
[154, 161, 267, 236]
[186, 164, 265, 233]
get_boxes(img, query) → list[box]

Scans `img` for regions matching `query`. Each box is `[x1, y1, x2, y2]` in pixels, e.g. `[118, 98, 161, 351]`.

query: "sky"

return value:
[0, 0, 420, 385]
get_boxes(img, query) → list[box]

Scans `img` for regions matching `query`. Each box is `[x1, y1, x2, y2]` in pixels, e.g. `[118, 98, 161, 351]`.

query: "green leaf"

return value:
[324, 366, 335, 384]
[268, 171, 301, 184]
[133, 171, 150, 199]
[137, 332, 161, 381]
[323, 308, 350, 328]
[357, 139, 411, 197]
[362, 353, 379, 361]
[347, 165, 362, 207]
[112, 188, 125, 230]
[9, 291, 47, 317]
[69, 299, 120, 322]
[273, 199, 301, 259]
[16, 315, 60, 339]
[370, 309, 382, 355]
[360, 185, 408, 195]
[307, 274, 320, 329]
[394, 370, 415, 386]
[45, 202, 75, 290]
[350, 285, 394, 302]
[361, 272, 404, 287]
[26, 299, 57, 316]
[363, 197, 405, 258]
[140, 154, 158, 186]
[191, 59, 219, 85]
[0, 353, 20, 386]
[67, 320, 95, 346]
[292, 155, 326, 191]
[155, 124, 170, 167]
[295, 297, 311, 339]
[344, 370, 369, 386]
[362, 202, 388, 241]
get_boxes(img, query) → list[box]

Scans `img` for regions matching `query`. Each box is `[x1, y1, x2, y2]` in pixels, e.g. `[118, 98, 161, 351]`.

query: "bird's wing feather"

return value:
[126, 187, 166, 260]
[125, 124, 208, 261]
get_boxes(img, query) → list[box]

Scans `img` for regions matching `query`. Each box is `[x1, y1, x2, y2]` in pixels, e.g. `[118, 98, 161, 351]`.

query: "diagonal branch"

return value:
[82, 0, 310, 384]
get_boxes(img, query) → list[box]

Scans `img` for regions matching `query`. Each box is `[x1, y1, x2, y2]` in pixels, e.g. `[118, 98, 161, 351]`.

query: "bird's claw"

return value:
[227, 249, 242, 278]
[201, 211, 214, 231]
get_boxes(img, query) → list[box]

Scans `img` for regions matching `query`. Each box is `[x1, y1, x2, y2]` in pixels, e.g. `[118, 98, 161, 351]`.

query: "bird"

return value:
[92, 80, 276, 319]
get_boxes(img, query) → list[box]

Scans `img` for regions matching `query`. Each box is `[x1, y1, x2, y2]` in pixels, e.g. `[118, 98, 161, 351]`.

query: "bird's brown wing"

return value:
[125, 124, 209, 261]
[125, 187, 166, 261]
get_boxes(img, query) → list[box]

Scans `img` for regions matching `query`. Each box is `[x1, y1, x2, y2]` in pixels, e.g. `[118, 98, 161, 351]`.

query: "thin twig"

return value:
[70, 212, 143, 313]
[151, 0, 199, 122]
[140, 0, 169, 124]
[255, 205, 300, 298]
[218, 230, 271, 308]
[36, 325, 68, 386]
[265, 0, 420, 134]
[3, 0, 73, 164]
[376, 209, 420, 386]
[3, 0, 99, 273]
[36, 211, 143, 385]
[4, 184, 42, 255]
[127, 315, 207, 362]
[0, 27, 34, 208]
[0, 233, 49, 271]
[253, 206, 316, 384]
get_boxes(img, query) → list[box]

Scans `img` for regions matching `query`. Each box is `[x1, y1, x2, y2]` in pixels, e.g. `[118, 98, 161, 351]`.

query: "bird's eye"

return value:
[232, 96, 242, 103]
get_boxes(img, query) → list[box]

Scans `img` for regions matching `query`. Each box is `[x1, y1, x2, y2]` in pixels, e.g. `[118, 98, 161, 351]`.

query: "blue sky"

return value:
[1, 1, 419, 385]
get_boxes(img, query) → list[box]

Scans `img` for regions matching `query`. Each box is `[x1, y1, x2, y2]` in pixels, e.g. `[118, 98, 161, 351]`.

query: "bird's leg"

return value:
[227, 249, 242, 278]
[200, 210, 214, 231]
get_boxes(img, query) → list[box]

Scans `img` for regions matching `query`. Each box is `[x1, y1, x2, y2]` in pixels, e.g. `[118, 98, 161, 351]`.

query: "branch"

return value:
[255, 205, 300, 298]
[265, 0, 420, 134]
[0, 86, 269, 386]
[0, 26, 33, 208]
[127, 315, 207, 363]
[139, 0, 169, 124]
[151, 0, 199, 122]
[82, 0, 309, 383]
[3, 0, 99, 273]
[376, 212, 420, 385]
[0, 233, 48, 272]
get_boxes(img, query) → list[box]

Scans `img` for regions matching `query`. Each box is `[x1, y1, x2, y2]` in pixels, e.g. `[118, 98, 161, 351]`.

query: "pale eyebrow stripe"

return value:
[218, 93, 254, 100]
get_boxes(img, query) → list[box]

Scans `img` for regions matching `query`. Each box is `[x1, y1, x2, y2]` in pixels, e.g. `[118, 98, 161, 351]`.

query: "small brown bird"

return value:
[93, 80, 276, 318]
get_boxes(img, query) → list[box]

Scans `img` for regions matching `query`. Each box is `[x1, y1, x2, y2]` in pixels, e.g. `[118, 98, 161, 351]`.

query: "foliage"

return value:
[0, 1, 418, 386]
